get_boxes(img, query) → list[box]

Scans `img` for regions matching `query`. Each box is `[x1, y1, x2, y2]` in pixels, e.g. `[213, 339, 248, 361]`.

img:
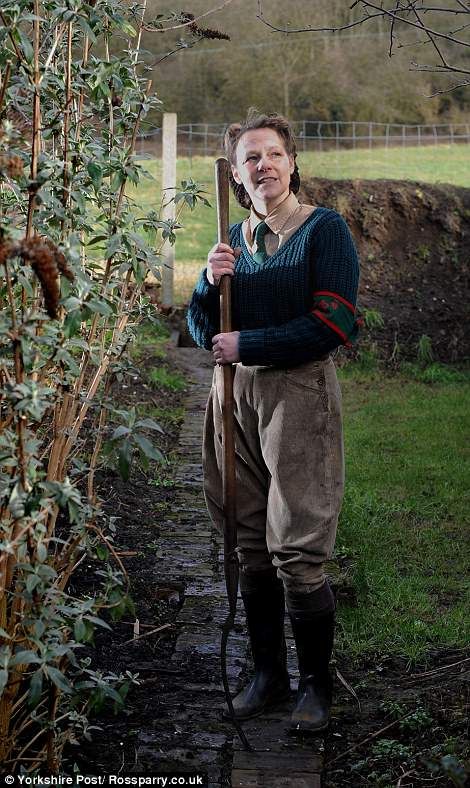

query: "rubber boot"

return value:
[226, 568, 290, 720]
[286, 583, 335, 733]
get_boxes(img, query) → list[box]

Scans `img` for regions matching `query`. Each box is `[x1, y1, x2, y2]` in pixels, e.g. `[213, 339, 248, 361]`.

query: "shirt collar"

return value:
[249, 192, 300, 238]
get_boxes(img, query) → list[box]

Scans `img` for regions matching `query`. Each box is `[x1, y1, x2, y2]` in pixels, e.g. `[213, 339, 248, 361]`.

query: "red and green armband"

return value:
[311, 290, 363, 347]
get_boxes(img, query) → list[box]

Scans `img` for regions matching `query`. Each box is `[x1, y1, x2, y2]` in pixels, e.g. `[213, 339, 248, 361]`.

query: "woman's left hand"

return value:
[212, 331, 240, 364]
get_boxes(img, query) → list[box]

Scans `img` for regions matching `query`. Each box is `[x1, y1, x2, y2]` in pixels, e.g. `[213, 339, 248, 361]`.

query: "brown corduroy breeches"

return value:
[202, 357, 345, 593]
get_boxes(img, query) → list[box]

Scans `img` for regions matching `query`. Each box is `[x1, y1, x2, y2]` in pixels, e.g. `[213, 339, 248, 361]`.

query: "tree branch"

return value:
[0, 61, 12, 113]
[410, 2, 450, 68]
[151, 0, 235, 32]
[356, 2, 470, 48]
[256, 0, 470, 88]
[256, 0, 470, 47]
[412, 4, 470, 11]
[410, 60, 470, 73]
[150, 42, 195, 67]
[256, 1, 385, 34]
[389, 14, 396, 56]
[38, 22, 67, 85]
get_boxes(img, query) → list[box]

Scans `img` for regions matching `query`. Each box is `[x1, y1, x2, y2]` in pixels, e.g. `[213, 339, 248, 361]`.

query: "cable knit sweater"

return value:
[186, 207, 360, 367]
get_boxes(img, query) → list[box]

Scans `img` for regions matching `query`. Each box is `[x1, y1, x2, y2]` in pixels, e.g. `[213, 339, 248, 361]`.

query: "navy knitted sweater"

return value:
[186, 207, 360, 367]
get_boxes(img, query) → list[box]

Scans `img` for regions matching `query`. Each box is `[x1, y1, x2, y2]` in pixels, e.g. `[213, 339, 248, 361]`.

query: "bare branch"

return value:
[256, 0, 470, 48]
[397, 20, 470, 47]
[410, 1, 450, 68]
[0, 61, 12, 113]
[38, 22, 67, 85]
[389, 14, 396, 56]
[326, 709, 420, 767]
[151, 0, 235, 33]
[449, 21, 470, 34]
[120, 623, 172, 647]
[256, 0, 385, 33]
[412, 5, 470, 11]
[256, 0, 470, 90]
[410, 59, 470, 73]
[150, 41, 197, 68]
[356, 2, 470, 48]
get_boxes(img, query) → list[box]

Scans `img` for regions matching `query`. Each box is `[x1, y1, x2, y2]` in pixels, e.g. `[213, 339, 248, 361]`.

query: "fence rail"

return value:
[137, 120, 470, 158]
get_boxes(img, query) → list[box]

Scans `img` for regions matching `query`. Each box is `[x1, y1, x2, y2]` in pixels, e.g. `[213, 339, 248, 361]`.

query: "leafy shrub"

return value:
[0, 0, 208, 771]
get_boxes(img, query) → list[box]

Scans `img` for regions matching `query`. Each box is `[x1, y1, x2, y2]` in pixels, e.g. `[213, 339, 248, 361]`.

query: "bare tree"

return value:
[256, 1, 470, 95]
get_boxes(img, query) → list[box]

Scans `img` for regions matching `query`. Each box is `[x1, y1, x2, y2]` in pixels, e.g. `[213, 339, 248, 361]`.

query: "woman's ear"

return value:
[231, 165, 242, 185]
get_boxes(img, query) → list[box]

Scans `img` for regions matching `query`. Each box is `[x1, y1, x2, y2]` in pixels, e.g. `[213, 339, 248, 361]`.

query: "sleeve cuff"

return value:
[203, 269, 219, 294]
[238, 329, 269, 365]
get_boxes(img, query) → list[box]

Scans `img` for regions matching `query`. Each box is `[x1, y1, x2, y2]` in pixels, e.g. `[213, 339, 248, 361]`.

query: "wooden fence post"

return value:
[161, 112, 177, 308]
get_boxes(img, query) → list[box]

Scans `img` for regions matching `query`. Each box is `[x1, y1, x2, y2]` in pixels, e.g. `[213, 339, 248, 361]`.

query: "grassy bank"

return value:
[336, 365, 470, 662]
[131, 144, 470, 302]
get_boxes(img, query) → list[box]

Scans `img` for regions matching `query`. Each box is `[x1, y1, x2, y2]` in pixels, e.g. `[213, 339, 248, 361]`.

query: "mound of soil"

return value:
[300, 178, 470, 363]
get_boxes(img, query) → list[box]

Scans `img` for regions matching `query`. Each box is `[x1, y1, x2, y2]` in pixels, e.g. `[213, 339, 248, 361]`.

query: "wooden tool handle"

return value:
[214, 156, 238, 604]
[214, 156, 250, 751]
[215, 157, 231, 333]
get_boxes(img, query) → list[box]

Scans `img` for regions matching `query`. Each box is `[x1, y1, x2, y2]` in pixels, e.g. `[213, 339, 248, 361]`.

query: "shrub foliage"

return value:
[0, 0, 205, 771]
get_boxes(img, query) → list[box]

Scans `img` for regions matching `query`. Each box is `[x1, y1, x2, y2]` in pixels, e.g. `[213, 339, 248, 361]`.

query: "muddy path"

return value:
[72, 339, 469, 788]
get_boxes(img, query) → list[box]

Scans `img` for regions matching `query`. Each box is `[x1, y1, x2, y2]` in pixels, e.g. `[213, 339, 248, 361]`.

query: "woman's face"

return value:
[231, 127, 294, 214]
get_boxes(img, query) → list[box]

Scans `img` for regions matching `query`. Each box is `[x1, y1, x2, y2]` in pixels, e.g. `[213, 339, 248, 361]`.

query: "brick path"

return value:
[137, 347, 324, 787]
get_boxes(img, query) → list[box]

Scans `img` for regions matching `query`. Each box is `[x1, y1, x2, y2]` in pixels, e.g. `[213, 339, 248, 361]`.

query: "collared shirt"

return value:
[242, 192, 317, 258]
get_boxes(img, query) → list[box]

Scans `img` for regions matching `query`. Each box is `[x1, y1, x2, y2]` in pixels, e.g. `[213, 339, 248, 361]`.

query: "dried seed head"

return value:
[189, 22, 230, 40]
[0, 153, 24, 179]
[1, 234, 75, 319]
[20, 238, 60, 319]
[0, 239, 14, 265]
[7, 154, 24, 179]
[42, 238, 75, 282]
[182, 11, 230, 41]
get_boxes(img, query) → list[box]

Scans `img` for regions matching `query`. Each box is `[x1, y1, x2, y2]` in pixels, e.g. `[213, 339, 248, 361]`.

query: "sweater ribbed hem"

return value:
[238, 329, 269, 366]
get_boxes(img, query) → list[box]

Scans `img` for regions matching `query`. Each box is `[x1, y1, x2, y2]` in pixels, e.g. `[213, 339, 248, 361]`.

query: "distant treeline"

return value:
[141, 0, 470, 126]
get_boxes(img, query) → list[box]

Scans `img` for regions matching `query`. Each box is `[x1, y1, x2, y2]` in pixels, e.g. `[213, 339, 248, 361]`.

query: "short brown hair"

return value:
[223, 108, 300, 209]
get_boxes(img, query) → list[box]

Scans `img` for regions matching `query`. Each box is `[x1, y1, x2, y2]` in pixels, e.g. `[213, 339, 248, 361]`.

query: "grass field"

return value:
[131, 144, 470, 302]
[335, 365, 469, 661]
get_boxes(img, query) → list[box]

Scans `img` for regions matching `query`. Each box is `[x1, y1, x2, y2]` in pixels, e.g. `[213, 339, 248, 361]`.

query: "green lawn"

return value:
[296, 143, 470, 185]
[335, 366, 470, 662]
[131, 145, 470, 302]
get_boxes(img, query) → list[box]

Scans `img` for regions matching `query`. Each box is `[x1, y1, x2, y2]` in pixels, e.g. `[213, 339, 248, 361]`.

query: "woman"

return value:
[187, 110, 360, 733]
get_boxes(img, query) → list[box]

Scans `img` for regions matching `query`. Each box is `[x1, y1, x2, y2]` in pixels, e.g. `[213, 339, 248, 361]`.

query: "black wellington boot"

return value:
[287, 584, 335, 734]
[226, 569, 291, 720]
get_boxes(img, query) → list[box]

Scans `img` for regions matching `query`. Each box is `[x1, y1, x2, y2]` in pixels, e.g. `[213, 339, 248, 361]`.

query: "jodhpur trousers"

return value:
[202, 357, 345, 593]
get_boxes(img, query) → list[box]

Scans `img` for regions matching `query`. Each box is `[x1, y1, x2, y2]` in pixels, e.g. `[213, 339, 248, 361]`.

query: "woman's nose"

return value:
[257, 155, 271, 170]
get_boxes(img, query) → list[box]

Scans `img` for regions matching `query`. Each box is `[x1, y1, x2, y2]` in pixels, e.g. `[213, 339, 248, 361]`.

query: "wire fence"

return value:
[137, 120, 470, 159]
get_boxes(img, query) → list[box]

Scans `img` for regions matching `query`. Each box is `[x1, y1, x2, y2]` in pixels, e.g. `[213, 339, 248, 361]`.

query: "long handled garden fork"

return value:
[215, 157, 251, 752]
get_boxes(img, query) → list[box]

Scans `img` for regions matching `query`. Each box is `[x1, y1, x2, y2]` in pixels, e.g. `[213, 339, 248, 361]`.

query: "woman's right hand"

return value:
[206, 243, 241, 286]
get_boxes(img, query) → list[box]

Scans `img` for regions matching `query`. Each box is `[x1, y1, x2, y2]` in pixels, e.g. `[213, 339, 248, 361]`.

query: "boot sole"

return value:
[222, 686, 291, 721]
[288, 718, 330, 735]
